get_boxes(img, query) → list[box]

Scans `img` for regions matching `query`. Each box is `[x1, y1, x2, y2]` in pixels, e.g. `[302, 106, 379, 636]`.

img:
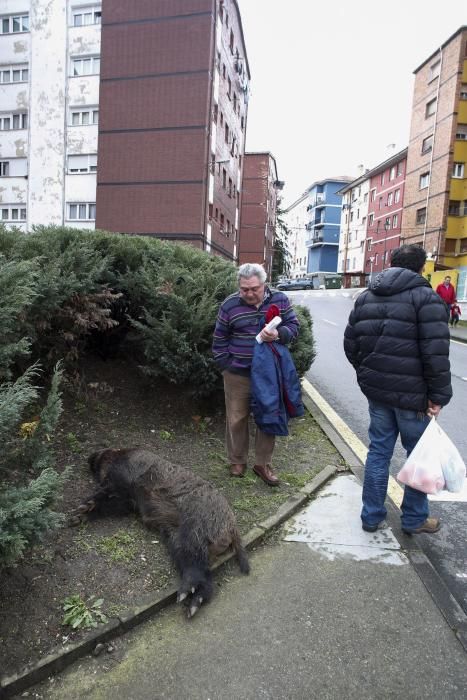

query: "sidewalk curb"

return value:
[0, 462, 338, 698]
[301, 380, 467, 654]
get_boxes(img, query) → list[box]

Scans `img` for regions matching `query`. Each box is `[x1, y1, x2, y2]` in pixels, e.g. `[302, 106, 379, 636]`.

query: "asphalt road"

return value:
[289, 288, 467, 616]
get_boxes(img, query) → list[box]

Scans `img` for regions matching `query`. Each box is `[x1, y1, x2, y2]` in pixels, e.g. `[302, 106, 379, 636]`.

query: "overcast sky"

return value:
[238, 0, 466, 206]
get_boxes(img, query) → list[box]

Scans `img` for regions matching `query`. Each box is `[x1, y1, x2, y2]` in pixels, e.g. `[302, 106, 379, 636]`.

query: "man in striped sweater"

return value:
[212, 263, 300, 486]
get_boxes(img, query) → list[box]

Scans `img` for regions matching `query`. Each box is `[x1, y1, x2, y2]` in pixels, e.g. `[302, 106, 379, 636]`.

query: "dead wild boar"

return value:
[74, 448, 250, 617]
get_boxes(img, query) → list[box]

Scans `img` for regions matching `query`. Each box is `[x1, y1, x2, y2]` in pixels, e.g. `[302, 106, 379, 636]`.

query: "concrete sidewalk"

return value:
[31, 474, 467, 700]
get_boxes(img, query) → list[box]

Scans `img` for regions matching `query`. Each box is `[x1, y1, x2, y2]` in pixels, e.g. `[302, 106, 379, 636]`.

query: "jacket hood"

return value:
[369, 267, 431, 296]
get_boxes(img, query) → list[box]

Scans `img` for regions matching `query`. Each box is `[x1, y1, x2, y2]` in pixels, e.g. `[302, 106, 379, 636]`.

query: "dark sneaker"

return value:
[402, 517, 441, 535]
[362, 522, 379, 533]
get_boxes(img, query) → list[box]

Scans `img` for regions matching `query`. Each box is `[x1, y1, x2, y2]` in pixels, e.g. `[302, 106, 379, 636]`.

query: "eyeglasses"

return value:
[240, 285, 263, 294]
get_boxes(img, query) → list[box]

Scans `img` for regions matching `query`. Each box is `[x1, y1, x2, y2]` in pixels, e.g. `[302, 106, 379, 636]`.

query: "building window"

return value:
[429, 60, 441, 81]
[1, 15, 29, 33]
[0, 112, 28, 130]
[224, 123, 229, 143]
[421, 135, 433, 154]
[397, 162, 403, 176]
[228, 177, 232, 197]
[456, 124, 467, 140]
[350, 211, 354, 222]
[378, 197, 383, 210]
[416, 207, 426, 224]
[72, 6, 102, 26]
[448, 200, 460, 216]
[389, 166, 396, 180]
[452, 163, 464, 178]
[68, 202, 96, 220]
[1, 65, 29, 83]
[1, 205, 26, 220]
[0, 161, 9, 176]
[70, 109, 98, 125]
[227, 77, 231, 97]
[394, 188, 400, 203]
[385, 217, 391, 229]
[380, 172, 385, 185]
[370, 189, 376, 202]
[425, 98, 436, 117]
[392, 214, 398, 228]
[222, 168, 226, 189]
[229, 29, 234, 53]
[419, 172, 430, 189]
[369, 213, 374, 226]
[71, 56, 100, 76]
[363, 192, 368, 203]
[68, 154, 97, 173]
[387, 192, 393, 206]
[461, 84, 467, 100]
[362, 216, 367, 227]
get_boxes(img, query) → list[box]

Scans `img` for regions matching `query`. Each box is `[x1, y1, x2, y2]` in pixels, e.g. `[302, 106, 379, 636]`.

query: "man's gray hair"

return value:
[237, 263, 267, 283]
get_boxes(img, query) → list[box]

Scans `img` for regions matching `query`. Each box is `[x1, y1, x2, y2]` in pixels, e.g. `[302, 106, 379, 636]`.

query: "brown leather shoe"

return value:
[230, 463, 246, 477]
[253, 464, 280, 486]
[402, 517, 441, 535]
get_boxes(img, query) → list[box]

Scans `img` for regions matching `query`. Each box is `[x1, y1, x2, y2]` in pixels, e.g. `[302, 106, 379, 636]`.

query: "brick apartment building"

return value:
[365, 149, 407, 280]
[238, 152, 282, 278]
[0, 0, 250, 262]
[402, 27, 467, 279]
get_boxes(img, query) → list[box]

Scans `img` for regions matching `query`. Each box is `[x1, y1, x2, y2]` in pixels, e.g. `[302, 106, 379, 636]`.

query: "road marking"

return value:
[451, 339, 467, 347]
[322, 319, 338, 326]
[302, 378, 403, 508]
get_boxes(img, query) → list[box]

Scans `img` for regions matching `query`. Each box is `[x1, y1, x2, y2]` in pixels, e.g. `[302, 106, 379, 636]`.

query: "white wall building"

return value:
[283, 191, 309, 278]
[0, 0, 101, 232]
[337, 176, 370, 287]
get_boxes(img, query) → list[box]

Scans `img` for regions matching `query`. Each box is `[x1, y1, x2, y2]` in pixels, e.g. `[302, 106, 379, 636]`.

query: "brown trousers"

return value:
[223, 370, 275, 466]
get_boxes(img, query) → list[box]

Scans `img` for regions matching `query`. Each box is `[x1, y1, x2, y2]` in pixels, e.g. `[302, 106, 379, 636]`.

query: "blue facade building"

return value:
[305, 177, 352, 273]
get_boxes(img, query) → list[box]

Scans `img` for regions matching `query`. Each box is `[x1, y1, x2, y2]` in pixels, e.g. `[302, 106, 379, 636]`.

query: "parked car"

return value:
[276, 278, 314, 291]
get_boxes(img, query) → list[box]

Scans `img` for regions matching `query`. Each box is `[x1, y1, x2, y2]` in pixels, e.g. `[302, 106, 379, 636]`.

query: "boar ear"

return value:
[88, 449, 107, 474]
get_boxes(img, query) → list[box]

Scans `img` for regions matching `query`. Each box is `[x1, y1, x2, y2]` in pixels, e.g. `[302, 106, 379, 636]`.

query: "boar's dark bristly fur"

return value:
[76, 448, 250, 617]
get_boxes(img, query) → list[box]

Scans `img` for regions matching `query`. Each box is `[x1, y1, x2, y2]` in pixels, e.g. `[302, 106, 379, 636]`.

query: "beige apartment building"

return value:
[402, 26, 467, 297]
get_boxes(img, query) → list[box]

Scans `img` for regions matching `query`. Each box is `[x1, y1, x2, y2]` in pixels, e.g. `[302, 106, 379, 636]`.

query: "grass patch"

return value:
[95, 530, 139, 564]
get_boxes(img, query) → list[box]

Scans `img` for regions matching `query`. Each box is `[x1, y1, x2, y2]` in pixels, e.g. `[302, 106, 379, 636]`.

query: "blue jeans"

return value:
[362, 400, 430, 531]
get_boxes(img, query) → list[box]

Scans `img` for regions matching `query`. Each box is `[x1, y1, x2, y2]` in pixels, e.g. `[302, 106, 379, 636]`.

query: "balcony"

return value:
[306, 234, 324, 247]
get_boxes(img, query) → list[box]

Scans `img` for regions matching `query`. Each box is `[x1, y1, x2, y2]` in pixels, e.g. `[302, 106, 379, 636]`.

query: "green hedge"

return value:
[0, 225, 315, 395]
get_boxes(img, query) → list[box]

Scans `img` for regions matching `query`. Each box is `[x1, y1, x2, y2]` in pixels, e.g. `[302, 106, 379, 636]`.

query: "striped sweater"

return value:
[212, 287, 300, 375]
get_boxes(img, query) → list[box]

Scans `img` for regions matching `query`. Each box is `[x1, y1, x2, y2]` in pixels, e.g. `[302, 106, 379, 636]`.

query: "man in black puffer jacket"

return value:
[344, 245, 452, 535]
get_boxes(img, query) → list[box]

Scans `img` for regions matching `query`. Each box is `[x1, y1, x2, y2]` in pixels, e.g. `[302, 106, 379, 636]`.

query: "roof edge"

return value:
[413, 25, 467, 74]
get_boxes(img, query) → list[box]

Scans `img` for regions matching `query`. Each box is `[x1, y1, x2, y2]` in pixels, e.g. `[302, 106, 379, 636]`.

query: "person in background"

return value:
[449, 300, 461, 327]
[344, 245, 452, 535]
[212, 263, 299, 486]
[436, 275, 456, 310]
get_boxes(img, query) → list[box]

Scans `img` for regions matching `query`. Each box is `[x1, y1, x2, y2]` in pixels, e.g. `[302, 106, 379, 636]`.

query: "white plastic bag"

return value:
[397, 418, 466, 494]
[396, 418, 445, 495]
[437, 423, 466, 493]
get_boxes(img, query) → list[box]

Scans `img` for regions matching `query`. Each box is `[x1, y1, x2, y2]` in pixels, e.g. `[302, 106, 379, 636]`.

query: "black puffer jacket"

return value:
[344, 267, 452, 411]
